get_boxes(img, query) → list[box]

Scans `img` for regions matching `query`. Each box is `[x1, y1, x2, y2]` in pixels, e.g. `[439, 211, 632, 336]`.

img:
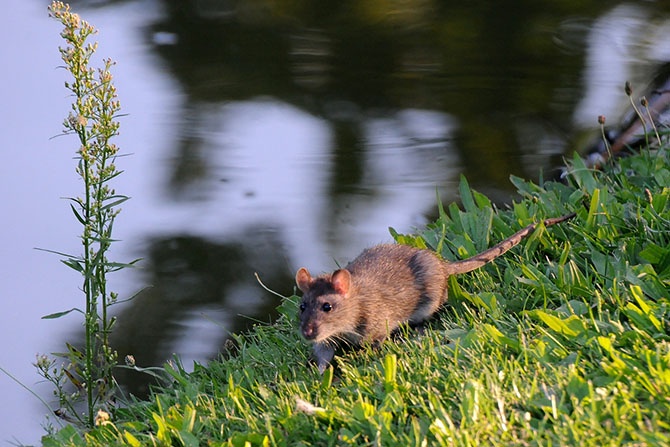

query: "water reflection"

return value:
[574, 3, 670, 127]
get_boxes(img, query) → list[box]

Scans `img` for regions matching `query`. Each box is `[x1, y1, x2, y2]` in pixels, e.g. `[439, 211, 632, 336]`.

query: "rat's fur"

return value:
[296, 213, 574, 372]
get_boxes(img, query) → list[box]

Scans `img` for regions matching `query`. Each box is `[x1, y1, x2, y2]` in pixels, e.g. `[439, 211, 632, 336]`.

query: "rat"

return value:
[295, 212, 575, 372]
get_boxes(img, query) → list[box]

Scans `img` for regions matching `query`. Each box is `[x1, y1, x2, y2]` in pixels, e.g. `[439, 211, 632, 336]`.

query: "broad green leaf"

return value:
[389, 227, 427, 249]
[352, 401, 375, 421]
[568, 152, 598, 193]
[639, 243, 670, 275]
[566, 372, 590, 402]
[123, 431, 141, 447]
[449, 277, 489, 309]
[42, 425, 86, 447]
[481, 323, 519, 350]
[320, 363, 333, 391]
[473, 188, 492, 209]
[512, 203, 530, 223]
[597, 336, 627, 371]
[458, 175, 477, 213]
[510, 175, 543, 199]
[529, 310, 585, 338]
[179, 431, 199, 447]
[152, 412, 171, 444]
[651, 188, 668, 210]
[478, 292, 499, 315]
[625, 285, 662, 333]
[163, 360, 190, 387]
[638, 243, 667, 264]
[556, 300, 588, 317]
[654, 164, 670, 186]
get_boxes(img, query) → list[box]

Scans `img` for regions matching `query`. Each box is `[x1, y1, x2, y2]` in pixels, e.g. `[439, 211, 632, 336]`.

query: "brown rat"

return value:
[295, 212, 575, 372]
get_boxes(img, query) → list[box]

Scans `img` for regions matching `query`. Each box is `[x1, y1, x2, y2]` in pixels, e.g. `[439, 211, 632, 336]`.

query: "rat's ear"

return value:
[331, 269, 351, 296]
[295, 267, 312, 292]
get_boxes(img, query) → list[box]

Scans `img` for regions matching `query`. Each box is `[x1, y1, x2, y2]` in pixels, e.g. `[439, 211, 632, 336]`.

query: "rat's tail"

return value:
[443, 212, 575, 275]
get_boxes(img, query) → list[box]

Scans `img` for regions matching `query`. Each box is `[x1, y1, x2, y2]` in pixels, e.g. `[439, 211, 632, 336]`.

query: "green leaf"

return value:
[152, 412, 171, 444]
[42, 425, 86, 447]
[448, 202, 463, 229]
[383, 354, 397, 393]
[510, 175, 540, 199]
[461, 380, 481, 426]
[638, 243, 667, 264]
[436, 188, 448, 221]
[449, 278, 489, 310]
[597, 336, 627, 371]
[230, 433, 270, 447]
[472, 189, 492, 209]
[639, 243, 670, 275]
[320, 363, 333, 391]
[651, 189, 668, 211]
[481, 323, 519, 350]
[123, 431, 141, 447]
[568, 152, 598, 193]
[69, 203, 87, 225]
[566, 372, 590, 402]
[352, 401, 375, 421]
[389, 227, 427, 249]
[42, 307, 83, 319]
[528, 310, 585, 338]
[34, 247, 77, 258]
[586, 188, 601, 229]
[458, 175, 477, 213]
[101, 194, 129, 211]
[163, 359, 190, 387]
[478, 292, 500, 315]
[179, 431, 199, 447]
[555, 300, 589, 317]
[61, 257, 84, 273]
[624, 285, 662, 333]
[106, 259, 141, 272]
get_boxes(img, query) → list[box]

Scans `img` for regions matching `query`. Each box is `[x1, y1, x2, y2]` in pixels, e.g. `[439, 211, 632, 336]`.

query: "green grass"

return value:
[42, 146, 670, 446]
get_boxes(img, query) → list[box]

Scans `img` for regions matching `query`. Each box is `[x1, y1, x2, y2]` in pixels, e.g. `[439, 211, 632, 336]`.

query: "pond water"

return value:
[2, 0, 670, 443]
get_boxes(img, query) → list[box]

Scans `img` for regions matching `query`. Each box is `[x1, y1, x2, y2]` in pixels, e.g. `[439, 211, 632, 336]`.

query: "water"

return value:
[2, 0, 669, 443]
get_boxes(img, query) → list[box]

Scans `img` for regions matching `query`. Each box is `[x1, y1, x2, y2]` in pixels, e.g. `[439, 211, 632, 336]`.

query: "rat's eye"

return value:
[321, 302, 332, 312]
[299, 302, 306, 312]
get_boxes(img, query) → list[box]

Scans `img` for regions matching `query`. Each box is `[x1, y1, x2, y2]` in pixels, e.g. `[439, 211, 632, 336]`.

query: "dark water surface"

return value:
[2, 0, 670, 443]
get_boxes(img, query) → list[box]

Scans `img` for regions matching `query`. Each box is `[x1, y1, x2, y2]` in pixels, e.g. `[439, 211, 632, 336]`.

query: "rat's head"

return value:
[295, 267, 356, 343]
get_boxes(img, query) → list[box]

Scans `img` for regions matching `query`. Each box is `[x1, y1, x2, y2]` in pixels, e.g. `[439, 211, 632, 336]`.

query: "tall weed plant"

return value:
[37, 1, 135, 430]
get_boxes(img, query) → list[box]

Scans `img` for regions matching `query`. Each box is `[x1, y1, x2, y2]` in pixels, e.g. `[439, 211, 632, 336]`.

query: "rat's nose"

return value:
[301, 323, 317, 340]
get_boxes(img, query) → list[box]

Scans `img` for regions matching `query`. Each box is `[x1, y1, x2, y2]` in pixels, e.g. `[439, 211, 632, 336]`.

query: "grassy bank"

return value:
[43, 146, 669, 446]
